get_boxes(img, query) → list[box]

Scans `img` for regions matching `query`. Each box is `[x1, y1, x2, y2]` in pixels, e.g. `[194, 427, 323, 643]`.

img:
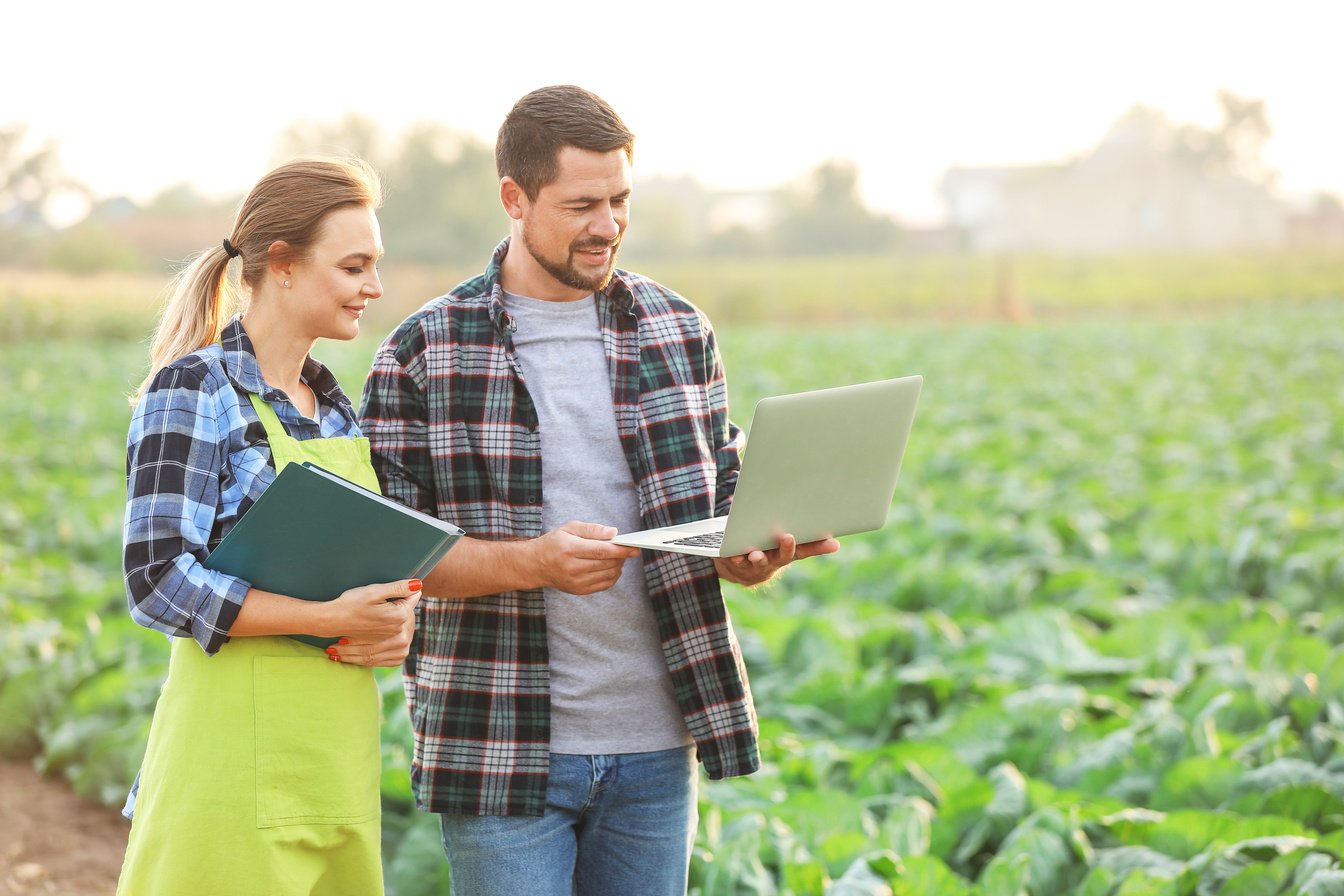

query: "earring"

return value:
[283, 280, 290, 288]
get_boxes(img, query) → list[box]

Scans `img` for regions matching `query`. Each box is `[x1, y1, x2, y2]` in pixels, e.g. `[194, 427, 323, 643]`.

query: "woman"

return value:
[118, 158, 416, 895]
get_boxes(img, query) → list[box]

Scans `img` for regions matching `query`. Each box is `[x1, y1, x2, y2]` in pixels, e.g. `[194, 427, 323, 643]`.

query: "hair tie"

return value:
[222, 238, 241, 259]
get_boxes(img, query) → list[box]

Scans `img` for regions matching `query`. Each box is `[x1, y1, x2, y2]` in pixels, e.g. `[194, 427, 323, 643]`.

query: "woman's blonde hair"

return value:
[131, 156, 382, 403]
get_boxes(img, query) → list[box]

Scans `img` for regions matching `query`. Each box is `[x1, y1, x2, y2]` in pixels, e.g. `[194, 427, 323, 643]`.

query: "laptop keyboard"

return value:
[664, 531, 725, 548]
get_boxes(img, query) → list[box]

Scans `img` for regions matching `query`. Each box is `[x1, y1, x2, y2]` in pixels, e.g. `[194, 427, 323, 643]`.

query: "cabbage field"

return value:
[1, 297, 1341, 895]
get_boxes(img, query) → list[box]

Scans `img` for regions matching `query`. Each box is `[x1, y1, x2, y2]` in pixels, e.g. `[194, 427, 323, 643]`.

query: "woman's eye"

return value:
[345, 267, 364, 274]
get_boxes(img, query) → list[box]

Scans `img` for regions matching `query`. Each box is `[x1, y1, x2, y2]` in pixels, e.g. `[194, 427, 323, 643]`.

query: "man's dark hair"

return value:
[496, 85, 635, 199]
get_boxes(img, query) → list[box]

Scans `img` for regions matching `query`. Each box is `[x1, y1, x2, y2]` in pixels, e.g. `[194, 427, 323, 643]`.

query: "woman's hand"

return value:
[323, 579, 421, 667]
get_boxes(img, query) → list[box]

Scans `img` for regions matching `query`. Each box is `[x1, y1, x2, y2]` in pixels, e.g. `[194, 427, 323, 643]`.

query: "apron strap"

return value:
[246, 392, 308, 474]
[247, 391, 289, 442]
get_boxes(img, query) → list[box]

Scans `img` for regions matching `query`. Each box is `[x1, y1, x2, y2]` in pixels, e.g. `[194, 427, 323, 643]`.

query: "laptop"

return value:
[612, 375, 923, 557]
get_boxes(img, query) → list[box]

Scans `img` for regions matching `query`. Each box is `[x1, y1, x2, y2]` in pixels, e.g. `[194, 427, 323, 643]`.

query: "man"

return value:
[360, 84, 838, 895]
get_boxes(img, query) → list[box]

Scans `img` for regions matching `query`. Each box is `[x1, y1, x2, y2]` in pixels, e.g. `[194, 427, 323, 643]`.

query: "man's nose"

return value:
[590, 205, 621, 241]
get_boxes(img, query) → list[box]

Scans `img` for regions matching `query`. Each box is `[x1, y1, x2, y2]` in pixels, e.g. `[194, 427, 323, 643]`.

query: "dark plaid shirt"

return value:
[359, 238, 761, 816]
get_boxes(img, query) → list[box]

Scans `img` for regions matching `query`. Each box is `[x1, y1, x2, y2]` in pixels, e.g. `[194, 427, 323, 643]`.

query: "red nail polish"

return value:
[325, 646, 337, 654]
[328, 653, 340, 662]
[408, 579, 423, 592]
[338, 638, 350, 646]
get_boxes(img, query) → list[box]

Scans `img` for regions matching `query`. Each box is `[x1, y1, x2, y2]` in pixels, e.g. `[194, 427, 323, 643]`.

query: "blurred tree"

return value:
[769, 159, 899, 254]
[704, 224, 767, 257]
[145, 182, 217, 214]
[617, 194, 698, 261]
[378, 123, 500, 265]
[272, 115, 500, 265]
[1206, 90, 1273, 184]
[272, 113, 389, 169]
[112, 183, 240, 270]
[1117, 91, 1273, 184]
[2, 126, 65, 228]
[0, 125, 86, 262]
[46, 223, 145, 273]
[619, 176, 708, 262]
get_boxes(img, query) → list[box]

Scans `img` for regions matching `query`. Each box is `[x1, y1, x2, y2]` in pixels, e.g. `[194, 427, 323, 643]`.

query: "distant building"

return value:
[1285, 193, 1344, 248]
[938, 116, 1289, 252]
[633, 175, 774, 233]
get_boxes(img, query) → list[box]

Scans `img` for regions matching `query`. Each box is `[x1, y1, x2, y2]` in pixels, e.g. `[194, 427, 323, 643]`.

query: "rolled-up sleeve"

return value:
[123, 363, 251, 654]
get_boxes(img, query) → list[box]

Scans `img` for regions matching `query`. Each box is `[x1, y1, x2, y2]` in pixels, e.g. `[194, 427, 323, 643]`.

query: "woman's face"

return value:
[289, 205, 384, 341]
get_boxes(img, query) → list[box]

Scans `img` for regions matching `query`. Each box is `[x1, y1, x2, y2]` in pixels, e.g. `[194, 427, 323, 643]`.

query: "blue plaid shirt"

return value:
[123, 317, 365, 655]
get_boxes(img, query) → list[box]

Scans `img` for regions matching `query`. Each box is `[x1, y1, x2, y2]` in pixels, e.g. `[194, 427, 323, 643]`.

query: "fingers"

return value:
[732, 535, 796, 570]
[536, 522, 639, 593]
[367, 578, 424, 603]
[560, 520, 613, 538]
[329, 646, 408, 668]
[329, 578, 421, 648]
[796, 536, 841, 559]
[403, 578, 424, 610]
[341, 578, 423, 613]
[325, 639, 349, 663]
[560, 520, 616, 540]
[328, 622, 414, 668]
[557, 521, 641, 559]
[713, 533, 837, 587]
[549, 557, 628, 595]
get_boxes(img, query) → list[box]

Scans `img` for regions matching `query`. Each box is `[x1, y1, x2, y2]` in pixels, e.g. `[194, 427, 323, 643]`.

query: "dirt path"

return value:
[0, 760, 127, 896]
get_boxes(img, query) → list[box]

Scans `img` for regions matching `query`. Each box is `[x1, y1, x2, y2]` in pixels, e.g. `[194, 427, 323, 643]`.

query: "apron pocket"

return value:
[253, 656, 381, 828]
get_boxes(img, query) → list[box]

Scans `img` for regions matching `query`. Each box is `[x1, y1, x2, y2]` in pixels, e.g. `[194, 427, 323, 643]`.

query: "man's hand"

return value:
[713, 533, 840, 587]
[529, 521, 640, 595]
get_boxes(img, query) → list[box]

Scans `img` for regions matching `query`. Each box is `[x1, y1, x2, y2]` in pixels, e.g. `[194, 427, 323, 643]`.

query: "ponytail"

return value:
[130, 245, 238, 404]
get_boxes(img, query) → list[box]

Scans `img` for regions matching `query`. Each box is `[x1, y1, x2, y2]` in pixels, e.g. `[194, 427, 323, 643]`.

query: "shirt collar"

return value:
[217, 315, 347, 409]
[485, 237, 636, 334]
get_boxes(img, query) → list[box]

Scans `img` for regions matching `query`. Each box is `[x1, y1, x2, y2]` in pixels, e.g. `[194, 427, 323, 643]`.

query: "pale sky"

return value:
[7, 0, 1341, 226]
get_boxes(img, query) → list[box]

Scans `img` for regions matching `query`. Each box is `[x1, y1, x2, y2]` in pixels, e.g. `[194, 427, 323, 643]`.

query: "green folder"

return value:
[204, 461, 465, 650]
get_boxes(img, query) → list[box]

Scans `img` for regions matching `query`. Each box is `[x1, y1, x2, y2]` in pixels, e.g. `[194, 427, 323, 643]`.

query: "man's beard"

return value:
[521, 230, 621, 293]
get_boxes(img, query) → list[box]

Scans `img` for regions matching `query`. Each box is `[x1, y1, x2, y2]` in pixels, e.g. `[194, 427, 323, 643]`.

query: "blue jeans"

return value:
[439, 746, 699, 896]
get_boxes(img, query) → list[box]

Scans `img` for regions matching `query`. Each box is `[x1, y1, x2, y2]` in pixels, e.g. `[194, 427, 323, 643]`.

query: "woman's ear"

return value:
[267, 240, 294, 286]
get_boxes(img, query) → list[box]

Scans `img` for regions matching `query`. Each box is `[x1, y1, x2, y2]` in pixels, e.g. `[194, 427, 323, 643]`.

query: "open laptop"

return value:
[612, 375, 923, 557]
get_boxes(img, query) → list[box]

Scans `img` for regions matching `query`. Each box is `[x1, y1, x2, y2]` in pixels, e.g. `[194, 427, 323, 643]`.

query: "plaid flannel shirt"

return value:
[123, 317, 364, 655]
[359, 238, 761, 817]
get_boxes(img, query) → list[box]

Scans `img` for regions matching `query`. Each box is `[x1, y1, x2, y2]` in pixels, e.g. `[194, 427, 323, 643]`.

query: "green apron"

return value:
[118, 392, 385, 896]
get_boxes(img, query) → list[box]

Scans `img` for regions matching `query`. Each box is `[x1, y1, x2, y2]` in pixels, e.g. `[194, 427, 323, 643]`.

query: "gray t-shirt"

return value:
[501, 290, 692, 754]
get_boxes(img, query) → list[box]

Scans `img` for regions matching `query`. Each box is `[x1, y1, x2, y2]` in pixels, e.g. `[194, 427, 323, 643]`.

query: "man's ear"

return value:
[500, 177, 528, 221]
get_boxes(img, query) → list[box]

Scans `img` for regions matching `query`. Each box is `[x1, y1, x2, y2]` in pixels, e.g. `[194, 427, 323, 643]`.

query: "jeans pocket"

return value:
[253, 656, 380, 828]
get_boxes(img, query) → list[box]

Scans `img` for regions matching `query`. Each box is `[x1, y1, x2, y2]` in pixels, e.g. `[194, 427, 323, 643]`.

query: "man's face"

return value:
[516, 146, 631, 298]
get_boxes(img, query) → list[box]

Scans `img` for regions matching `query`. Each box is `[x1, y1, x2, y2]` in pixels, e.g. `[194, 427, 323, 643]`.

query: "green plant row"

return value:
[683, 301, 1344, 894]
[1, 299, 1340, 894]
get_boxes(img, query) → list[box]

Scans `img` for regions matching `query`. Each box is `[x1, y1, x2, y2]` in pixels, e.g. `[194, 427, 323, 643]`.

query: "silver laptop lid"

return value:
[719, 375, 923, 556]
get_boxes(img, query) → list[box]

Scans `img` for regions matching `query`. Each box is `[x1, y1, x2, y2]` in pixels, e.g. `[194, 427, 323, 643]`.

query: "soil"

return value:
[0, 760, 127, 896]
